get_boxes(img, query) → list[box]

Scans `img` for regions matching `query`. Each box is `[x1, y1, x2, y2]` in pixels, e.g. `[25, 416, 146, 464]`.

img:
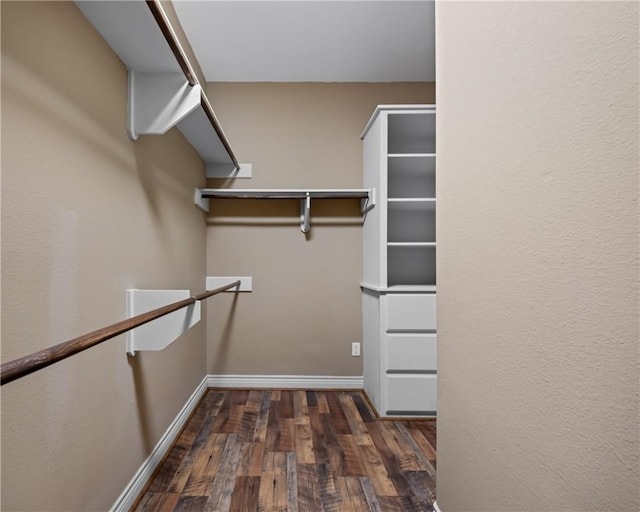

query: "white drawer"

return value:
[386, 294, 436, 331]
[386, 374, 437, 414]
[387, 333, 437, 371]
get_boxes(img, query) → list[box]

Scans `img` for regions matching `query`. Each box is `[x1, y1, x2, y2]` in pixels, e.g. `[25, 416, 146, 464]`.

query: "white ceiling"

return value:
[173, 1, 435, 82]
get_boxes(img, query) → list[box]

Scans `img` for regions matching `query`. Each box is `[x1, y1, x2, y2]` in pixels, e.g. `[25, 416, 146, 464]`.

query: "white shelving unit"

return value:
[361, 105, 437, 417]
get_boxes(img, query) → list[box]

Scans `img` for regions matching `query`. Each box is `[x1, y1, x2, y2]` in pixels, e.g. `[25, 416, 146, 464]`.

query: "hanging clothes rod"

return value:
[199, 189, 371, 199]
[145, 0, 240, 170]
[196, 188, 376, 233]
[0, 281, 241, 386]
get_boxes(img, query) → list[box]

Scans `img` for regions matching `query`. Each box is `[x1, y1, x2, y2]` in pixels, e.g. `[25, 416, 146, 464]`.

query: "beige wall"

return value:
[436, 2, 639, 511]
[205, 83, 434, 376]
[1, 2, 208, 510]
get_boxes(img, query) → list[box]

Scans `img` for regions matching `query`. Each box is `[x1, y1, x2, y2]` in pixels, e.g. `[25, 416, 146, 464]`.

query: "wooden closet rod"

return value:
[145, 0, 240, 171]
[0, 281, 241, 386]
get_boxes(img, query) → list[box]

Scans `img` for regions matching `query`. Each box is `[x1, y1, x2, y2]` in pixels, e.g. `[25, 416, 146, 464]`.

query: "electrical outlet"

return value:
[352, 342, 361, 357]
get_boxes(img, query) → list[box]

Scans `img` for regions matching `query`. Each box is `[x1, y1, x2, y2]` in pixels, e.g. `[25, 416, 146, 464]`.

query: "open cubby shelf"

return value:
[388, 155, 436, 199]
[388, 112, 436, 154]
[387, 244, 436, 287]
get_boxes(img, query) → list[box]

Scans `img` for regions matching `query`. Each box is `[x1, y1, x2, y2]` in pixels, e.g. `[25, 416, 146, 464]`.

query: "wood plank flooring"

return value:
[134, 390, 436, 512]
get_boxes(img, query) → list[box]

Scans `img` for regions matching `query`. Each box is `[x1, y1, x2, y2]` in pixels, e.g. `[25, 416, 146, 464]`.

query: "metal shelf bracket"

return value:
[361, 188, 376, 214]
[300, 193, 312, 233]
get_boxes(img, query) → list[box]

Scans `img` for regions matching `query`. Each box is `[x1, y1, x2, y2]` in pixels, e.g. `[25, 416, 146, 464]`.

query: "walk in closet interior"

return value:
[1, 1, 437, 509]
[4, 2, 637, 512]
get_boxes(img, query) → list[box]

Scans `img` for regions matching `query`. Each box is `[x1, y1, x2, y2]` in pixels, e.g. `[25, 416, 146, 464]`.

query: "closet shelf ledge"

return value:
[194, 188, 376, 234]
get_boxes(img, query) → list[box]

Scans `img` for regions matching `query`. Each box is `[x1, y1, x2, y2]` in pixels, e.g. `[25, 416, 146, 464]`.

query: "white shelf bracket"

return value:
[206, 276, 252, 292]
[361, 188, 376, 214]
[207, 162, 253, 179]
[127, 70, 201, 140]
[300, 193, 312, 233]
[194, 188, 210, 212]
[126, 289, 201, 356]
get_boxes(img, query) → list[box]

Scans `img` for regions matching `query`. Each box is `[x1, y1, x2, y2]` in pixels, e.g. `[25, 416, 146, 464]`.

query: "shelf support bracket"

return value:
[300, 193, 311, 233]
[127, 70, 201, 140]
[194, 188, 210, 212]
[361, 188, 376, 214]
[126, 289, 200, 356]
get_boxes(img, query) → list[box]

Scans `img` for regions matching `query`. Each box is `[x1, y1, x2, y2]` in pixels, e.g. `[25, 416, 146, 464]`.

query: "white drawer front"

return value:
[386, 294, 436, 331]
[386, 374, 437, 414]
[387, 333, 437, 371]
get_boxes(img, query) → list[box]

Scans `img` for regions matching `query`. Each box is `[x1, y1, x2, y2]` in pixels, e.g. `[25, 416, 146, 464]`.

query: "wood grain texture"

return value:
[134, 390, 436, 511]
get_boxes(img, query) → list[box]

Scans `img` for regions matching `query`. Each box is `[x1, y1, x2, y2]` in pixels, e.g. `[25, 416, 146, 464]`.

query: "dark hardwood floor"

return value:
[134, 390, 436, 511]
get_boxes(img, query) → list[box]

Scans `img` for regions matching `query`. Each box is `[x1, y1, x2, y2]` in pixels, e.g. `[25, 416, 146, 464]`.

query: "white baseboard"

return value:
[110, 376, 209, 512]
[433, 500, 442, 512]
[207, 374, 364, 389]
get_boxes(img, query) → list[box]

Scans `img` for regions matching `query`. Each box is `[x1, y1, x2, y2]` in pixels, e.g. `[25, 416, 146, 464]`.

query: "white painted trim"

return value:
[360, 104, 436, 140]
[433, 500, 442, 512]
[207, 374, 364, 389]
[110, 376, 209, 512]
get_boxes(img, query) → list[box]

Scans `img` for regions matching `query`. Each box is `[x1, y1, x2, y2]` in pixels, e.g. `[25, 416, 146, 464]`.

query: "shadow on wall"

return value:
[128, 355, 154, 453]
[1, 2, 132, 168]
[210, 292, 239, 375]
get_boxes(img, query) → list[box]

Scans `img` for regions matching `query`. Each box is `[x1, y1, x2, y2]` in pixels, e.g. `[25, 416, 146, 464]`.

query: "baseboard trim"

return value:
[110, 375, 209, 512]
[433, 500, 442, 512]
[207, 374, 364, 389]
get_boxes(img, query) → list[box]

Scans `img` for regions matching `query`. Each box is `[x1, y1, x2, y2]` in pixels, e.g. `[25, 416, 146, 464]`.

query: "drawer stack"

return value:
[383, 294, 437, 415]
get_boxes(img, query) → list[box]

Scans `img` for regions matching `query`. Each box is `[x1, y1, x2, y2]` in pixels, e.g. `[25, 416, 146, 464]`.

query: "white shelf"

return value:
[386, 284, 437, 293]
[388, 153, 436, 158]
[387, 198, 436, 203]
[75, 1, 237, 170]
[361, 283, 437, 293]
[387, 242, 436, 247]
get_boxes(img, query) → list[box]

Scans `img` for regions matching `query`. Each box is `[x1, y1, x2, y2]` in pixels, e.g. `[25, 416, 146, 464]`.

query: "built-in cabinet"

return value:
[361, 105, 437, 417]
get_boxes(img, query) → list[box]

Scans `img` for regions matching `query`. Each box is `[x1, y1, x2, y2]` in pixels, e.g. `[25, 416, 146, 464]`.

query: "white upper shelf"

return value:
[75, 1, 238, 171]
[76, 1, 179, 74]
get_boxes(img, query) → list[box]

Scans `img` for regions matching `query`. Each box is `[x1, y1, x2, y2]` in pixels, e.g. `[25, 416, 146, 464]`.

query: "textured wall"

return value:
[1, 2, 207, 510]
[436, 2, 639, 511]
[204, 83, 434, 376]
